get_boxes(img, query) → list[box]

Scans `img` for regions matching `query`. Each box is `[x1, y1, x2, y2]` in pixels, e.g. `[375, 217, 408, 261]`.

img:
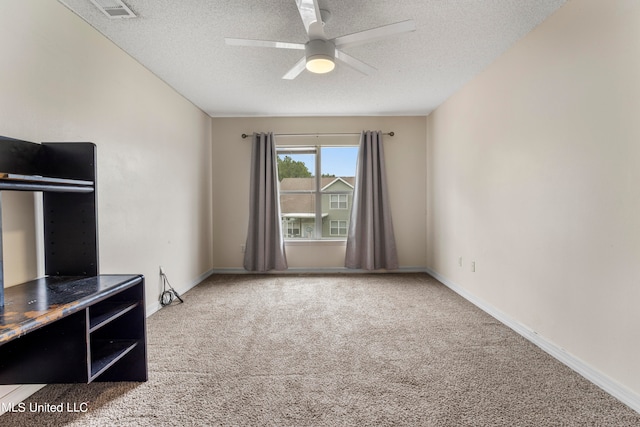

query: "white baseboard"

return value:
[0, 384, 46, 416]
[209, 266, 429, 275]
[425, 267, 640, 414]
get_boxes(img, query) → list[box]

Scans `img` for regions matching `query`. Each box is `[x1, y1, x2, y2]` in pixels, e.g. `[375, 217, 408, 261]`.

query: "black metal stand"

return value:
[160, 268, 183, 306]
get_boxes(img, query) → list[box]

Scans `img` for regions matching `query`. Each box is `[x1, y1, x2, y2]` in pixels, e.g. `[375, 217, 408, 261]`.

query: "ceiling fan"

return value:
[225, 0, 416, 79]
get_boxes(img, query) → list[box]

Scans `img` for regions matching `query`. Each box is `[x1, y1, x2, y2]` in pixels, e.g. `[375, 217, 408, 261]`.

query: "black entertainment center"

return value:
[0, 136, 147, 384]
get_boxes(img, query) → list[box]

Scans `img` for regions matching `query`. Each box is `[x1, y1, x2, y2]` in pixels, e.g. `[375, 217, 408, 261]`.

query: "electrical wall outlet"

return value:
[458, 257, 463, 267]
[471, 261, 476, 272]
[240, 244, 246, 253]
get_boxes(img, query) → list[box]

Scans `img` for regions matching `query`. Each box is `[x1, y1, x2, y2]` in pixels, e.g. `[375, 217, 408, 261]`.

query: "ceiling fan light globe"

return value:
[306, 56, 335, 73]
[304, 39, 336, 74]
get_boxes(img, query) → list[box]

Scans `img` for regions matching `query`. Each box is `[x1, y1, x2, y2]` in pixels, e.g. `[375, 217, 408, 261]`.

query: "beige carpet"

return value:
[2, 273, 639, 426]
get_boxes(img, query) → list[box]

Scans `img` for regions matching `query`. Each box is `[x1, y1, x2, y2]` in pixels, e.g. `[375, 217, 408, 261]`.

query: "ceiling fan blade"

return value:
[335, 50, 377, 75]
[282, 57, 307, 80]
[225, 38, 305, 50]
[333, 20, 416, 48]
[295, 0, 326, 39]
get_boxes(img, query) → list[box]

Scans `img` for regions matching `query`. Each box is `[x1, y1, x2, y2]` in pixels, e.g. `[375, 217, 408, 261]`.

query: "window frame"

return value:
[277, 144, 357, 241]
[330, 194, 348, 210]
[285, 218, 301, 238]
[330, 220, 348, 236]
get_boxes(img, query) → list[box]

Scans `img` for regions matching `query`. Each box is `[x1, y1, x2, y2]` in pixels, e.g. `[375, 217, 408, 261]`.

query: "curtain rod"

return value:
[241, 131, 394, 139]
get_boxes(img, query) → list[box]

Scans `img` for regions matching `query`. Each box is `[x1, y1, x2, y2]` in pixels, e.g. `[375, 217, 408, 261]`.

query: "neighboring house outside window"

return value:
[321, 177, 352, 237]
[279, 176, 354, 239]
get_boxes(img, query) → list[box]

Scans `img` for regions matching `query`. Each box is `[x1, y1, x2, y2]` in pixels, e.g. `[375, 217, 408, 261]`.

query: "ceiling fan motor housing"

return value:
[305, 39, 336, 73]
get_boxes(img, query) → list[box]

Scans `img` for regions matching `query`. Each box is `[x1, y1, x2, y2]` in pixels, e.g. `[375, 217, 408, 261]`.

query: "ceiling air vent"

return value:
[89, 0, 136, 19]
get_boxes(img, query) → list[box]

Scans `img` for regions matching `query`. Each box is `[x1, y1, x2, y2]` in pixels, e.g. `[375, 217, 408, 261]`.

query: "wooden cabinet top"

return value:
[0, 275, 143, 345]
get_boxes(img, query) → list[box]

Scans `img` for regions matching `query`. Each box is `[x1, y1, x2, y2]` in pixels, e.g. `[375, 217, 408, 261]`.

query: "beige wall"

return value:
[0, 0, 213, 311]
[212, 116, 427, 270]
[427, 0, 640, 396]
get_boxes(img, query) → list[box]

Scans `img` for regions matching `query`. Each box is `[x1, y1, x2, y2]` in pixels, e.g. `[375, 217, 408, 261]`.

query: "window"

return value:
[278, 145, 358, 240]
[330, 220, 348, 236]
[330, 194, 348, 209]
[285, 219, 301, 238]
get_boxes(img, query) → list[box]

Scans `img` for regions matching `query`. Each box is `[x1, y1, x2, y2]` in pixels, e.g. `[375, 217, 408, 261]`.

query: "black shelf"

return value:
[0, 172, 94, 192]
[1, 139, 99, 307]
[89, 301, 140, 332]
[89, 339, 138, 381]
[0, 274, 147, 384]
[0, 173, 93, 186]
[0, 275, 144, 346]
[0, 182, 94, 192]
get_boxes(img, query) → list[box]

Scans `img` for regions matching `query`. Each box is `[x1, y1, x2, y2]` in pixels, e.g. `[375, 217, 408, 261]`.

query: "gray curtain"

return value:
[243, 132, 288, 272]
[345, 130, 399, 270]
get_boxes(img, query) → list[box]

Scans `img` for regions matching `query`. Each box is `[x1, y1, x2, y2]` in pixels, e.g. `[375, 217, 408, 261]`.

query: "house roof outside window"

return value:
[280, 177, 355, 215]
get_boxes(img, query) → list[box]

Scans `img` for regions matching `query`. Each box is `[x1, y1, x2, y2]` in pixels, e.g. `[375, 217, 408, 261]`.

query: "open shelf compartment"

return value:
[89, 301, 140, 332]
[89, 339, 139, 381]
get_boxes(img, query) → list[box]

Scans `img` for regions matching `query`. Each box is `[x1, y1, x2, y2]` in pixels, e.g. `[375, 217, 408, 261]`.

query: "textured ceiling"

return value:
[58, 0, 567, 117]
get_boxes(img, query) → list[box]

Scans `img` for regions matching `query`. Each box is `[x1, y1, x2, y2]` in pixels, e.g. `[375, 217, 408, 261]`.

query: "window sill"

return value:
[284, 239, 347, 246]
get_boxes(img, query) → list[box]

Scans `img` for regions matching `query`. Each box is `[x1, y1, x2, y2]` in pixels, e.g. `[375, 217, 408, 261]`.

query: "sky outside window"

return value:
[281, 146, 358, 177]
[322, 147, 358, 177]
